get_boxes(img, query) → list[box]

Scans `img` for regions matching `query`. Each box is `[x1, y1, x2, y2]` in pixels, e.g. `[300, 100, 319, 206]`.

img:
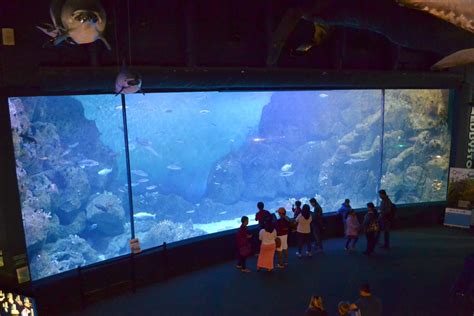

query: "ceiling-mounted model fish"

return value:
[38, 0, 111, 50]
[268, 1, 474, 70]
[396, 0, 474, 34]
[396, 0, 474, 69]
[115, 62, 143, 95]
[295, 23, 330, 53]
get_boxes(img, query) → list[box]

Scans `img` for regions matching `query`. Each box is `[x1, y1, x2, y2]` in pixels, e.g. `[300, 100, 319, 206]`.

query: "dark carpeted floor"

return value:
[64, 226, 474, 316]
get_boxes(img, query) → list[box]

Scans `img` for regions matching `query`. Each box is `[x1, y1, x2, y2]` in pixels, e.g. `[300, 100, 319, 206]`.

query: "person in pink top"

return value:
[345, 209, 360, 251]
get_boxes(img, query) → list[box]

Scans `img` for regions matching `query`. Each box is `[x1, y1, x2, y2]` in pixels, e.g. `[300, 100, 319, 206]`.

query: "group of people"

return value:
[235, 190, 396, 272]
[304, 283, 382, 316]
[338, 190, 396, 256]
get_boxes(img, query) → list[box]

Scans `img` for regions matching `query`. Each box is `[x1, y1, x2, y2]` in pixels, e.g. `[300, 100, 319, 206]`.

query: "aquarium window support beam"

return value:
[121, 94, 136, 240]
[21, 67, 465, 96]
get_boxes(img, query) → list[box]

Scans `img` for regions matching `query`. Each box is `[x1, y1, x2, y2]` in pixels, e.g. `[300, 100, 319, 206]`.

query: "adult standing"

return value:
[257, 221, 277, 272]
[378, 190, 393, 249]
[362, 202, 379, 256]
[309, 198, 324, 252]
[296, 204, 313, 258]
[354, 284, 382, 316]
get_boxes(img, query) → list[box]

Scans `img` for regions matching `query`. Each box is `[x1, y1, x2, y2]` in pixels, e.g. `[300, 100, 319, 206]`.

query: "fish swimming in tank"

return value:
[78, 159, 99, 168]
[133, 212, 156, 220]
[131, 169, 148, 177]
[135, 138, 160, 157]
[281, 163, 292, 172]
[167, 164, 182, 171]
[38, 0, 111, 49]
[97, 168, 112, 175]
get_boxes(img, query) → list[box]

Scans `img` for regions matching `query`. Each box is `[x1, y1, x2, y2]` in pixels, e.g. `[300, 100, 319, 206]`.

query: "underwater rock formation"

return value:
[21, 206, 52, 249]
[30, 234, 99, 280]
[383, 90, 450, 203]
[206, 90, 383, 211]
[138, 220, 205, 250]
[53, 166, 91, 213]
[86, 192, 126, 236]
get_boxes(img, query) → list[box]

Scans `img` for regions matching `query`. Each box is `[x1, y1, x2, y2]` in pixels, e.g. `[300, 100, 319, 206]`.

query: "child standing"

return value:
[345, 209, 360, 251]
[292, 200, 302, 218]
[236, 216, 252, 272]
[275, 207, 290, 268]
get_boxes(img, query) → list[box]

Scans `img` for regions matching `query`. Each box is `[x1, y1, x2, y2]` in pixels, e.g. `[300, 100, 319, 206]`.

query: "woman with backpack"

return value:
[362, 202, 379, 256]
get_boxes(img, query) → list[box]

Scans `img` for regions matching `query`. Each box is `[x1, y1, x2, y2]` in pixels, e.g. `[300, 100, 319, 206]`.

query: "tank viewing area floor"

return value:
[63, 226, 474, 316]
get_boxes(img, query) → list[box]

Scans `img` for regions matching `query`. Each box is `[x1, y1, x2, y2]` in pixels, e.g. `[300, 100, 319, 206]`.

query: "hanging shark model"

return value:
[115, 62, 143, 95]
[37, 0, 111, 50]
[396, 0, 474, 69]
[396, 0, 474, 34]
[267, 0, 474, 70]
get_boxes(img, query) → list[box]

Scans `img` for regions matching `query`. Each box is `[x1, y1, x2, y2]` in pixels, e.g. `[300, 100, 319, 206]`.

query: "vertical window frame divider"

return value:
[121, 94, 136, 240]
[378, 89, 386, 206]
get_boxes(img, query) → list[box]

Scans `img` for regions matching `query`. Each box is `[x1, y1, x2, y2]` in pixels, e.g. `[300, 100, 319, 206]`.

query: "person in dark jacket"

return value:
[310, 198, 324, 252]
[337, 199, 353, 221]
[255, 201, 271, 229]
[362, 202, 379, 256]
[377, 190, 393, 249]
[305, 295, 328, 316]
[275, 207, 291, 267]
[292, 200, 302, 218]
[354, 284, 382, 316]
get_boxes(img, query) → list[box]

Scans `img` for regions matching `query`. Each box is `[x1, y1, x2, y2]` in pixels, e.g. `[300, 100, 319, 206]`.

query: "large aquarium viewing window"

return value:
[8, 89, 451, 279]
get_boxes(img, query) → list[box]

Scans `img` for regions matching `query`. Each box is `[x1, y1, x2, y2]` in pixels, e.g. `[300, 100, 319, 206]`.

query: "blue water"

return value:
[8, 89, 451, 280]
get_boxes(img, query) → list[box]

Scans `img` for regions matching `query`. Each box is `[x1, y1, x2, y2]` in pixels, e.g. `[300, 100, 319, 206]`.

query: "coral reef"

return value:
[29, 234, 99, 280]
[21, 206, 51, 249]
[86, 192, 126, 236]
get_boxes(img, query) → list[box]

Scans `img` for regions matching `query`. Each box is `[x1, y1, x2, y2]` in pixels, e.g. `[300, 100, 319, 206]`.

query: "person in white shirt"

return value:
[296, 204, 313, 258]
[257, 221, 277, 271]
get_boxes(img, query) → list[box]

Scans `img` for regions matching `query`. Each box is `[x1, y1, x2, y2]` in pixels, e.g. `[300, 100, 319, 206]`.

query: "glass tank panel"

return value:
[8, 96, 131, 280]
[125, 90, 383, 250]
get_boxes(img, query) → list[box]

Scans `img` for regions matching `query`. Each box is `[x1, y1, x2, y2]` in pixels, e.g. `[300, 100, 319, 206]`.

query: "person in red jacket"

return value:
[275, 207, 291, 268]
[236, 216, 252, 273]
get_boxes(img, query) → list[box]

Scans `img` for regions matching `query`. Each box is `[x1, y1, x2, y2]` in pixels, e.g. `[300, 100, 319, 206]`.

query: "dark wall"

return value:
[0, 97, 30, 288]
[451, 81, 474, 169]
[0, 0, 472, 92]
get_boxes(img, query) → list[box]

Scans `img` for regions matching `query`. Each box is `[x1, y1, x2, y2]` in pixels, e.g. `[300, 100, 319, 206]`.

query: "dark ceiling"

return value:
[0, 0, 472, 91]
